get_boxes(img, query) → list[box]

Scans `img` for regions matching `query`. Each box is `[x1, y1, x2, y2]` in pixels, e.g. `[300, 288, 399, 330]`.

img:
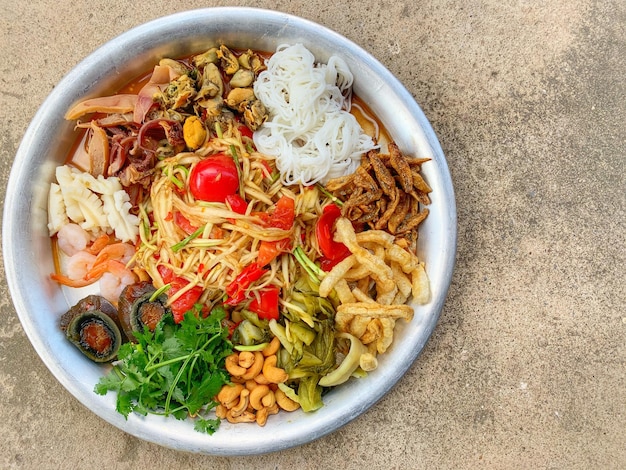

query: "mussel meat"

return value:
[60, 295, 123, 363]
[118, 281, 170, 341]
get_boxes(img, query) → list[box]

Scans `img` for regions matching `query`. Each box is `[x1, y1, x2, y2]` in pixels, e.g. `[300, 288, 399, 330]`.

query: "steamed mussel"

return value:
[60, 295, 123, 363]
[118, 281, 170, 342]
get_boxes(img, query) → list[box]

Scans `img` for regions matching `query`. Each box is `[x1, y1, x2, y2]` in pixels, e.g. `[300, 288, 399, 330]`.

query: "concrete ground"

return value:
[1, 1, 624, 468]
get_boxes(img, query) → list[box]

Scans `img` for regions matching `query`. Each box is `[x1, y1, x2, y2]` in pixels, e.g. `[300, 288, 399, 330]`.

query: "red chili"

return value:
[316, 203, 351, 270]
[248, 286, 281, 321]
[225, 263, 268, 306]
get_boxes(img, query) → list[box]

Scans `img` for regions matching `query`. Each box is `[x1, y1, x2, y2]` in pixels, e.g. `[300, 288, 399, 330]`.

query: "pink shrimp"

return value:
[99, 260, 138, 304]
[51, 241, 137, 288]
[65, 251, 97, 280]
[92, 242, 136, 267]
[56, 223, 91, 256]
[85, 234, 112, 255]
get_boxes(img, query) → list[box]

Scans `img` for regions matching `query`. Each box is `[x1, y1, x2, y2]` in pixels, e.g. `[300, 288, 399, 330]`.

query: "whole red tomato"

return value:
[189, 153, 239, 202]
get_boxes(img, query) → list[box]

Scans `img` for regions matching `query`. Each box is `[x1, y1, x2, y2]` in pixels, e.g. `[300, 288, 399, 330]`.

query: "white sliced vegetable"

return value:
[318, 332, 368, 387]
[47, 183, 68, 236]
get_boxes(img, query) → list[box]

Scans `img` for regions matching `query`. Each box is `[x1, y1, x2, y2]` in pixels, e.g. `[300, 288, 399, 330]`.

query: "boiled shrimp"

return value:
[65, 251, 97, 280]
[51, 239, 137, 289]
[86, 233, 112, 255]
[56, 223, 91, 256]
[92, 242, 136, 267]
[99, 260, 138, 304]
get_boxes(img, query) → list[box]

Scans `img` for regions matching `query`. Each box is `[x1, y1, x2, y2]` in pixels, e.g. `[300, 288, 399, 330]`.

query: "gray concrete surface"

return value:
[1, 1, 624, 468]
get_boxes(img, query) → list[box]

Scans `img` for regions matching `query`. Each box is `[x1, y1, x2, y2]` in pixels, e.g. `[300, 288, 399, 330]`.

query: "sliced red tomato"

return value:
[269, 195, 295, 230]
[174, 212, 198, 235]
[257, 238, 292, 266]
[248, 286, 280, 321]
[169, 281, 203, 323]
[225, 193, 248, 214]
[189, 153, 239, 203]
[157, 265, 203, 323]
[251, 211, 272, 226]
[316, 203, 351, 271]
[260, 160, 273, 178]
[238, 124, 254, 140]
[224, 263, 268, 306]
[223, 318, 241, 338]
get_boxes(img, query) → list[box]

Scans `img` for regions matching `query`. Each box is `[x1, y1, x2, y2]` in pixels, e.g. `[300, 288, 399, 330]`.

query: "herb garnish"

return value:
[94, 305, 233, 435]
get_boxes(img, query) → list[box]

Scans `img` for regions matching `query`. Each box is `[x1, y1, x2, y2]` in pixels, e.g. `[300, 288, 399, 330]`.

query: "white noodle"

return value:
[253, 44, 378, 186]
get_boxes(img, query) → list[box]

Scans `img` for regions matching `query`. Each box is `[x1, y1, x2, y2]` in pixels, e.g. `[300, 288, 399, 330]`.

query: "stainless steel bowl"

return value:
[3, 7, 456, 455]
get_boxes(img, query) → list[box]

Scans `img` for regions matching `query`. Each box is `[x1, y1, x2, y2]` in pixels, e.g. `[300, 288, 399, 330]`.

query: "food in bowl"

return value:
[46, 41, 433, 433]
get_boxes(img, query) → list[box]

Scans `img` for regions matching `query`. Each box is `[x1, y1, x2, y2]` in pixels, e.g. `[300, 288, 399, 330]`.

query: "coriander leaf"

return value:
[186, 373, 224, 415]
[94, 307, 232, 434]
[94, 370, 122, 394]
[162, 336, 185, 359]
[173, 408, 189, 420]
[194, 417, 220, 435]
[116, 391, 134, 418]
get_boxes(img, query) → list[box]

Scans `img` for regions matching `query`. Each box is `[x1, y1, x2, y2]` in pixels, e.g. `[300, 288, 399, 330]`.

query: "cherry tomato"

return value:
[189, 153, 239, 202]
[260, 160, 273, 178]
[251, 211, 272, 226]
[169, 279, 203, 323]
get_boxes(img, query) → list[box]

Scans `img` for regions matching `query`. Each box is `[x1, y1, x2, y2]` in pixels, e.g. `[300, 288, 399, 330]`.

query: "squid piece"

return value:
[65, 94, 138, 120]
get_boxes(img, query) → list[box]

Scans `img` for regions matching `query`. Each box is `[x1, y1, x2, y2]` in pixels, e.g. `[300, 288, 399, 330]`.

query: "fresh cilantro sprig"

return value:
[94, 305, 233, 435]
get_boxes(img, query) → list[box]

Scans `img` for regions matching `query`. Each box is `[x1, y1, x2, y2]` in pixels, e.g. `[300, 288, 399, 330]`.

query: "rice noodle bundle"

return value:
[253, 43, 378, 186]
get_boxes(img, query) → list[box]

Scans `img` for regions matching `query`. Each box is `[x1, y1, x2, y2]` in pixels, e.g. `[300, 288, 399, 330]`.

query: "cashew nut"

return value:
[256, 403, 280, 426]
[215, 404, 228, 419]
[230, 388, 250, 417]
[226, 409, 256, 424]
[253, 373, 271, 385]
[262, 336, 281, 357]
[240, 351, 265, 380]
[225, 353, 247, 376]
[262, 392, 276, 408]
[275, 388, 300, 412]
[249, 385, 272, 411]
[238, 350, 256, 368]
[245, 379, 258, 391]
[262, 355, 288, 383]
[216, 383, 245, 408]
